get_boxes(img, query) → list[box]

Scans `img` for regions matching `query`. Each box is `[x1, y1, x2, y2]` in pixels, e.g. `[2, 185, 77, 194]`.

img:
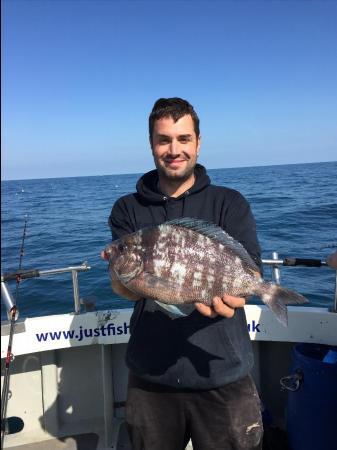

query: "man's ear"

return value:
[149, 136, 154, 154]
[197, 135, 201, 155]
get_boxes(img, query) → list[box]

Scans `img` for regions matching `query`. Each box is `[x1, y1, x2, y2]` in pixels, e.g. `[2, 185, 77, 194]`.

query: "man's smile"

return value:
[163, 158, 188, 166]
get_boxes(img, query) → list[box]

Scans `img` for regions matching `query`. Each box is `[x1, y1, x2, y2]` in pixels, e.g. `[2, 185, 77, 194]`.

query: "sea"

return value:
[1, 161, 337, 321]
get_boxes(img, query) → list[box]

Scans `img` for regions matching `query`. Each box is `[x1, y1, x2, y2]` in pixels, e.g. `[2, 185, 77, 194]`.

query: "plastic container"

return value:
[286, 343, 337, 450]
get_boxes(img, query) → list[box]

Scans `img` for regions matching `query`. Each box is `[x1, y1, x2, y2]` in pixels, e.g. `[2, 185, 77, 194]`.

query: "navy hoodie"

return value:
[108, 164, 262, 390]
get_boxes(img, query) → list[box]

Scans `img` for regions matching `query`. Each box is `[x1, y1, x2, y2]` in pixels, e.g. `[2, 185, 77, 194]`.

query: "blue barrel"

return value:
[286, 343, 337, 450]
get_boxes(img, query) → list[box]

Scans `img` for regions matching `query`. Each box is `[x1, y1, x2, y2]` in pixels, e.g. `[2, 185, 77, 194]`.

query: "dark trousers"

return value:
[126, 373, 263, 450]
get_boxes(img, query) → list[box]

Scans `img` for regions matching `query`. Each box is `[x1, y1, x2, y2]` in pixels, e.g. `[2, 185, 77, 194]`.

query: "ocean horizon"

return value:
[2, 159, 336, 182]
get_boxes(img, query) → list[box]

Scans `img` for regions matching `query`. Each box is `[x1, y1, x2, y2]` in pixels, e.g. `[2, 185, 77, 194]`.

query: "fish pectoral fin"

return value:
[155, 301, 191, 317]
[111, 279, 142, 301]
[128, 272, 182, 304]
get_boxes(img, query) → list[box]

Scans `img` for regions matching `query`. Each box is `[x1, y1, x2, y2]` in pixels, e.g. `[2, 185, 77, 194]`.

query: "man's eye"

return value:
[179, 137, 190, 143]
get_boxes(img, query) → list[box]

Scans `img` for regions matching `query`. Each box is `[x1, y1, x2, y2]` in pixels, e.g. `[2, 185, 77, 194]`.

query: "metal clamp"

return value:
[280, 369, 303, 392]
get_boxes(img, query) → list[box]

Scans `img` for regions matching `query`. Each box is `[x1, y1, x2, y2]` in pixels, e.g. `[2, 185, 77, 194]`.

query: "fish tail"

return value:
[254, 282, 309, 327]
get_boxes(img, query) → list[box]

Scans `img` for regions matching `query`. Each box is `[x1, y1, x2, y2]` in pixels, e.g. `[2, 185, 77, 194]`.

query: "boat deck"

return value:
[5, 422, 195, 450]
[7, 433, 101, 450]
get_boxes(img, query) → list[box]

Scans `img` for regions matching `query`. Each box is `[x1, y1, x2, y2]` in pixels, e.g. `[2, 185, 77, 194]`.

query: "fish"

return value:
[104, 218, 308, 326]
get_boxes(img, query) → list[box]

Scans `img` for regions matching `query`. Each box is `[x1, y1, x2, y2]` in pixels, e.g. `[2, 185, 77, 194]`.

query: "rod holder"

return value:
[1, 282, 19, 321]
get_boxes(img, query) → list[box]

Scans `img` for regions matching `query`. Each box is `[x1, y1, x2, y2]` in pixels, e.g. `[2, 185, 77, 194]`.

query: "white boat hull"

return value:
[1, 305, 337, 449]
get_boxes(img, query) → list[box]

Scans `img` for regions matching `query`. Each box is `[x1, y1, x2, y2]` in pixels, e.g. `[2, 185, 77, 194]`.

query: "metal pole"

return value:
[1, 282, 19, 321]
[1, 263, 90, 283]
[333, 271, 337, 313]
[262, 258, 284, 265]
[38, 263, 90, 277]
[71, 270, 81, 314]
[271, 252, 281, 284]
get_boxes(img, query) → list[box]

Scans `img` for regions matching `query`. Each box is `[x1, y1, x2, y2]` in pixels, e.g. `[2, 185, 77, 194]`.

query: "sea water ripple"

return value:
[1, 162, 337, 319]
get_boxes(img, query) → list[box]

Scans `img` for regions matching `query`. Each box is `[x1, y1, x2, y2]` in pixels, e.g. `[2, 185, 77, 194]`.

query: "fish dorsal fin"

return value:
[165, 217, 259, 271]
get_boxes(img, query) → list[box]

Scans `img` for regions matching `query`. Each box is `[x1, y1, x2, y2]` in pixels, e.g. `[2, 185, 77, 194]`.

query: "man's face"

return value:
[151, 114, 201, 182]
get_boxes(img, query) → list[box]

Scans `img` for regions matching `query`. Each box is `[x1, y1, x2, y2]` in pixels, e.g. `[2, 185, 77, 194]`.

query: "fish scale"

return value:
[153, 225, 223, 299]
[105, 218, 308, 326]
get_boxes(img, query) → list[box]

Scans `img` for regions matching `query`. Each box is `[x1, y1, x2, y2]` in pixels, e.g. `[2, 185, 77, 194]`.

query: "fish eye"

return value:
[118, 243, 126, 252]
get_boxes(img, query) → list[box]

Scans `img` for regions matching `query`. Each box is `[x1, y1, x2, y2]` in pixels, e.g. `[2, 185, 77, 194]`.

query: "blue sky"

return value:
[2, 0, 337, 180]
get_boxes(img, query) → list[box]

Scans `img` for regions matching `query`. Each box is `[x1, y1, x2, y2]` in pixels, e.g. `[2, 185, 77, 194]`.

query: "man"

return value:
[327, 250, 337, 269]
[106, 98, 263, 449]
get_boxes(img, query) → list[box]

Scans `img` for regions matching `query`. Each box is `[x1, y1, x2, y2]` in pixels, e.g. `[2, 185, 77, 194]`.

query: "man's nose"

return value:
[168, 139, 180, 156]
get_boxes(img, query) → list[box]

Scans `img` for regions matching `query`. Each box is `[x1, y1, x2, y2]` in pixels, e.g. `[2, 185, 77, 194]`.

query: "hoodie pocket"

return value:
[184, 317, 242, 368]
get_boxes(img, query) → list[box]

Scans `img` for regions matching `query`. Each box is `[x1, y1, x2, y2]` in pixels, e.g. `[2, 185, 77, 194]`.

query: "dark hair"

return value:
[149, 97, 200, 143]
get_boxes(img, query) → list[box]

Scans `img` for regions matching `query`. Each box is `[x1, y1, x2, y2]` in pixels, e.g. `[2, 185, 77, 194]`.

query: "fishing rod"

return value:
[1, 217, 28, 449]
[262, 257, 328, 267]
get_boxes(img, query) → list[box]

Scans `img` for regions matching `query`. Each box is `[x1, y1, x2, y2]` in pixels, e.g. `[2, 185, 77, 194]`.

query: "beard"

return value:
[155, 158, 197, 183]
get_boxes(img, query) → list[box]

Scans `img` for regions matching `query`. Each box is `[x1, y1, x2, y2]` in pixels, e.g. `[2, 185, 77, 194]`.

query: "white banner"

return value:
[1, 305, 336, 358]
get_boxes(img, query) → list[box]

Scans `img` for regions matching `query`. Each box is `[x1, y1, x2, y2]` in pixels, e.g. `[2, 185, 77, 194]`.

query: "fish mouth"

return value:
[101, 250, 109, 261]
[104, 244, 116, 260]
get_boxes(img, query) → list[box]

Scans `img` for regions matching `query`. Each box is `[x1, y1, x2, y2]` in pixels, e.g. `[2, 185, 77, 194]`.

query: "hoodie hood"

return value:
[136, 164, 211, 204]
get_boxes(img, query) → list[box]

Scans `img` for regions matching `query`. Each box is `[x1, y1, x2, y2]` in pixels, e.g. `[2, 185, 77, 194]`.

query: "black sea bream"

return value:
[104, 218, 308, 326]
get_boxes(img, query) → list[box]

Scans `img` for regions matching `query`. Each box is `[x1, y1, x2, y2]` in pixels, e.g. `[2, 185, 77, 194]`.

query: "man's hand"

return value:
[195, 295, 246, 318]
[327, 250, 337, 270]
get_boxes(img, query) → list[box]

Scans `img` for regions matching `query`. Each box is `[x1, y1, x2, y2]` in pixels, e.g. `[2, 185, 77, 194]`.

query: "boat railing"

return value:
[1, 255, 336, 318]
[1, 262, 91, 318]
[262, 252, 336, 312]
